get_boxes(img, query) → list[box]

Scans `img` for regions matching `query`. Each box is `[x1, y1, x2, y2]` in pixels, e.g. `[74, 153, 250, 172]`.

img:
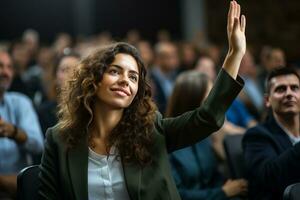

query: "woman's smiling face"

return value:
[96, 53, 139, 109]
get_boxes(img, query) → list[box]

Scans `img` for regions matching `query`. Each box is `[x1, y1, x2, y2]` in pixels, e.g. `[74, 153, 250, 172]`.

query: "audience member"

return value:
[37, 52, 80, 135]
[0, 50, 44, 199]
[167, 71, 248, 200]
[257, 47, 286, 93]
[238, 50, 264, 119]
[243, 67, 300, 200]
[150, 41, 180, 114]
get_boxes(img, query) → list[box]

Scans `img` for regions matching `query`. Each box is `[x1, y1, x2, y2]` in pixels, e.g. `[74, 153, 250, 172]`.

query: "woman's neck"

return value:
[89, 103, 123, 155]
[92, 102, 123, 140]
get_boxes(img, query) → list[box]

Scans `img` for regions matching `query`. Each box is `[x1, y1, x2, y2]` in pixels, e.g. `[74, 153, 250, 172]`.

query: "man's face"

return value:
[0, 52, 14, 92]
[157, 44, 179, 72]
[266, 74, 300, 117]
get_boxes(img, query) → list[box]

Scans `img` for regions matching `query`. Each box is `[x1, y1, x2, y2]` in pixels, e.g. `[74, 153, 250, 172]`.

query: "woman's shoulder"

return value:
[44, 124, 65, 146]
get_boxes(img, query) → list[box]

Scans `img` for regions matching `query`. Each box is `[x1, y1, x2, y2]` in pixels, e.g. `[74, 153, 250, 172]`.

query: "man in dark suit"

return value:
[243, 67, 300, 200]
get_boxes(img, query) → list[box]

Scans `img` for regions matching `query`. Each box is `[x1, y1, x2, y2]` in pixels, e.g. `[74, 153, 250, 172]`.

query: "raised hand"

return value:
[227, 0, 246, 55]
[221, 0, 247, 79]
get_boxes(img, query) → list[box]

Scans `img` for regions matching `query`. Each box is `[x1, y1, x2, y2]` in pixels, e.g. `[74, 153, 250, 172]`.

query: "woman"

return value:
[38, 1, 246, 199]
[167, 71, 248, 200]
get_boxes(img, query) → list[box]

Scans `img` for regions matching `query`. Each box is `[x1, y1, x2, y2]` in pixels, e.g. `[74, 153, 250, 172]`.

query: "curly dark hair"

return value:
[57, 42, 157, 166]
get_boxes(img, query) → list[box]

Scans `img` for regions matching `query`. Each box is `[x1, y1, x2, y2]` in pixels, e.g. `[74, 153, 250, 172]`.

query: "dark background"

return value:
[0, 0, 181, 43]
[1, 0, 300, 61]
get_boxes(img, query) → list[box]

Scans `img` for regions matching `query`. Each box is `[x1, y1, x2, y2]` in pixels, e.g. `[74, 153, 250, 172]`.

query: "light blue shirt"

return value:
[88, 147, 130, 200]
[0, 92, 44, 173]
[151, 67, 175, 98]
[243, 77, 263, 111]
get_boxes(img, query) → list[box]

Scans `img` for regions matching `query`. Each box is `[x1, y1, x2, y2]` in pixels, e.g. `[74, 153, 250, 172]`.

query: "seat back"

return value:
[223, 134, 245, 178]
[17, 165, 40, 200]
[283, 183, 300, 200]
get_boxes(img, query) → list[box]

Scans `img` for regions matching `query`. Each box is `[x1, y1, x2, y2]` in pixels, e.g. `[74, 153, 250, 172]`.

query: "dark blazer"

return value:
[38, 69, 243, 200]
[242, 114, 300, 200]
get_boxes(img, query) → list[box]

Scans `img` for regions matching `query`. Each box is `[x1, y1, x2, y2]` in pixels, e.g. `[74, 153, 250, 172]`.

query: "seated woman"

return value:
[38, 1, 246, 199]
[167, 71, 248, 200]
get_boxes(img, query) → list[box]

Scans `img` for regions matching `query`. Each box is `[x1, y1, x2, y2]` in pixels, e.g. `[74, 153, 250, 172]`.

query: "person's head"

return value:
[22, 29, 40, 56]
[239, 50, 257, 78]
[37, 46, 55, 68]
[179, 42, 198, 69]
[55, 53, 80, 89]
[265, 48, 286, 71]
[10, 41, 31, 72]
[58, 42, 156, 165]
[0, 50, 14, 96]
[195, 56, 216, 80]
[155, 41, 179, 72]
[265, 67, 300, 118]
[166, 71, 212, 117]
[136, 40, 154, 68]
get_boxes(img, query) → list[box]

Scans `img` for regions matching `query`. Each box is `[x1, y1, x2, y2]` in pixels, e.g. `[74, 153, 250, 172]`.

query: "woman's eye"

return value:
[129, 75, 138, 82]
[109, 69, 119, 75]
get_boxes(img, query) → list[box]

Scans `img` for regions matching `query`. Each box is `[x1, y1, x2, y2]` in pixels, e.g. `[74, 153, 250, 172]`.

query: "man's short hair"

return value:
[265, 66, 300, 94]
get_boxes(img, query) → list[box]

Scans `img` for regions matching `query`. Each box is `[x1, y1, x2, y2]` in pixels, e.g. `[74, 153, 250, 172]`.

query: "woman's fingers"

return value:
[241, 15, 246, 32]
[236, 2, 241, 19]
[227, 1, 234, 30]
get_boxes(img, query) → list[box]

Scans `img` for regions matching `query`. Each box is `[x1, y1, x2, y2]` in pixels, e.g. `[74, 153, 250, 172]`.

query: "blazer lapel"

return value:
[67, 141, 88, 200]
[122, 161, 142, 200]
[268, 115, 293, 149]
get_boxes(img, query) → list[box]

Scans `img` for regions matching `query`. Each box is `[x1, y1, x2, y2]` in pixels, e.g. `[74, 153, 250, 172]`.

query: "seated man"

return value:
[0, 50, 44, 199]
[243, 67, 300, 200]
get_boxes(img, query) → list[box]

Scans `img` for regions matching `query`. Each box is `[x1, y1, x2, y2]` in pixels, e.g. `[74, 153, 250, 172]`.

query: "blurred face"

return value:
[182, 44, 196, 65]
[0, 52, 14, 93]
[12, 44, 30, 70]
[266, 74, 300, 117]
[137, 41, 154, 67]
[267, 49, 286, 71]
[56, 56, 79, 88]
[96, 53, 139, 109]
[195, 57, 216, 80]
[157, 44, 179, 72]
[240, 51, 256, 77]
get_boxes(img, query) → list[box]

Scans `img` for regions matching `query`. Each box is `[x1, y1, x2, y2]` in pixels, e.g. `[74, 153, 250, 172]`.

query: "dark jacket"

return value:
[38, 69, 243, 200]
[243, 114, 300, 200]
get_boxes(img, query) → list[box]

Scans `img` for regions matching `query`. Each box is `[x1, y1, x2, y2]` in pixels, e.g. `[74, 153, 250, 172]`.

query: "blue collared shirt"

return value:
[0, 92, 44, 173]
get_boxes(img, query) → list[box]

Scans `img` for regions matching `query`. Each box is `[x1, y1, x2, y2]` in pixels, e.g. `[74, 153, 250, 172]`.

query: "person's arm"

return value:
[38, 128, 61, 200]
[16, 94, 44, 154]
[222, 0, 246, 79]
[243, 128, 300, 192]
[157, 1, 246, 153]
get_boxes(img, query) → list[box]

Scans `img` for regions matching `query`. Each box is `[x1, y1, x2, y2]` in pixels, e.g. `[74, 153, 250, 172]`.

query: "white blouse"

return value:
[88, 147, 130, 200]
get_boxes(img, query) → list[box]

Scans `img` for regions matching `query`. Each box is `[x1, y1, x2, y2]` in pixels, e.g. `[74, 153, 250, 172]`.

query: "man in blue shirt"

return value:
[0, 50, 44, 198]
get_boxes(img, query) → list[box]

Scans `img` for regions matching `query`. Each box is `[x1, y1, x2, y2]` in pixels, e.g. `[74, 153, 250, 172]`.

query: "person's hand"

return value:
[227, 0, 246, 56]
[0, 118, 15, 138]
[222, 179, 248, 197]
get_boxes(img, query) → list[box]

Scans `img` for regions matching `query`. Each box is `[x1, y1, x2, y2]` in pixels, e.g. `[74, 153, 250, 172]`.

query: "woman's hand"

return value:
[222, 1, 247, 79]
[227, 0, 246, 56]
